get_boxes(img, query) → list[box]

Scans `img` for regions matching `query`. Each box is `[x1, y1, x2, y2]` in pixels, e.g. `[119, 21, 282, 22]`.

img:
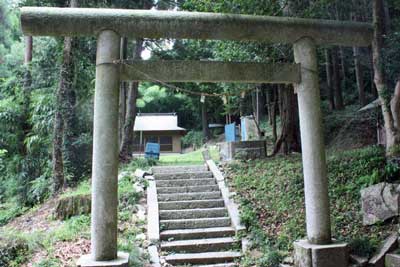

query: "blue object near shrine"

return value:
[145, 142, 160, 159]
[241, 118, 247, 141]
[225, 123, 237, 142]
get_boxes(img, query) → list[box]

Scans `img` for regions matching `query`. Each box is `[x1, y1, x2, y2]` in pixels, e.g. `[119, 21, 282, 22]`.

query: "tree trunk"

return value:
[271, 87, 278, 142]
[22, 36, 33, 155]
[325, 49, 335, 110]
[372, 0, 400, 157]
[251, 89, 257, 120]
[266, 88, 272, 124]
[61, 0, 80, 185]
[351, 0, 366, 106]
[258, 86, 266, 122]
[272, 85, 300, 155]
[24, 36, 33, 66]
[335, 1, 348, 97]
[332, 47, 344, 109]
[52, 110, 64, 193]
[119, 37, 128, 145]
[353, 46, 366, 106]
[239, 92, 245, 117]
[119, 39, 143, 161]
[52, 0, 77, 192]
[201, 100, 210, 141]
[339, 46, 347, 92]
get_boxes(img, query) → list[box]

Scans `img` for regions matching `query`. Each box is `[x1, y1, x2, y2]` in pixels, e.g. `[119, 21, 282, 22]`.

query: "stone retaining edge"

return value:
[205, 159, 246, 234]
[146, 176, 160, 243]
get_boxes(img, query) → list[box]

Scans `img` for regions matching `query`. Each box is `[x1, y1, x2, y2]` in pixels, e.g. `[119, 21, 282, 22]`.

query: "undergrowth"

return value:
[226, 146, 398, 266]
[0, 159, 149, 266]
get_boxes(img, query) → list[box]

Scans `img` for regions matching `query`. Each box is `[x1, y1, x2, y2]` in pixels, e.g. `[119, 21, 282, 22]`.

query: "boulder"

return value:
[54, 194, 91, 220]
[360, 183, 400, 225]
[385, 253, 400, 267]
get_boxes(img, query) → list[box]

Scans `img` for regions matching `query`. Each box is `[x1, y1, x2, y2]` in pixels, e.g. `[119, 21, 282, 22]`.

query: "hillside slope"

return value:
[225, 146, 399, 266]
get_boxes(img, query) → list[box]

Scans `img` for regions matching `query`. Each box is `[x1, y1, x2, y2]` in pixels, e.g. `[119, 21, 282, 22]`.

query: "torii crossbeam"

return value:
[20, 7, 373, 267]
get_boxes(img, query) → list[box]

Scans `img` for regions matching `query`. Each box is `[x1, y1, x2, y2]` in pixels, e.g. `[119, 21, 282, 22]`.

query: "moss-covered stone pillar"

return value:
[91, 30, 120, 260]
[293, 37, 331, 245]
[77, 30, 129, 267]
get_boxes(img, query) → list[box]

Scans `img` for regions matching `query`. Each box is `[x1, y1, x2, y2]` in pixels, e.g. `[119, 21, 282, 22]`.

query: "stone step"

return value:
[152, 165, 208, 174]
[165, 251, 241, 265]
[161, 237, 239, 253]
[160, 217, 231, 230]
[157, 185, 220, 194]
[158, 192, 222, 202]
[156, 178, 216, 188]
[160, 227, 236, 241]
[155, 171, 213, 180]
[160, 207, 228, 220]
[159, 199, 225, 210]
[181, 264, 237, 267]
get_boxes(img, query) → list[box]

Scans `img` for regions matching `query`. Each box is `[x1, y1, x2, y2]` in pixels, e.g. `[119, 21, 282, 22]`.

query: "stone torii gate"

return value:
[20, 7, 373, 267]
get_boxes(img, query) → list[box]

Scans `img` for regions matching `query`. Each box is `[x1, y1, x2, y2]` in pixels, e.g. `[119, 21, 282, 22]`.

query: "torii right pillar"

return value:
[293, 37, 348, 267]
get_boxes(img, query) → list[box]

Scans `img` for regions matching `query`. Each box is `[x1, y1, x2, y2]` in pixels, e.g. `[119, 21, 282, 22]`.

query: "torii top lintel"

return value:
[21, 7, 373, 47]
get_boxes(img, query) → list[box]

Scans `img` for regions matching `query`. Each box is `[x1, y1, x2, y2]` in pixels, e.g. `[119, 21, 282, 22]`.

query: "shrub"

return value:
[0, 202, 27, 226]
[182, 130, 204, 149]
[126, 158, 157, 172]
[258, 250, 282, 267]
[0, 236, 29, 267]
[349, 237, 377, 257]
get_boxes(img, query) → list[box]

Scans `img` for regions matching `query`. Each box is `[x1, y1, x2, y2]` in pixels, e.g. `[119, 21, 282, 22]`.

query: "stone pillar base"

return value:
[294, 239, 348, 267]
[77, 252, 129, 267]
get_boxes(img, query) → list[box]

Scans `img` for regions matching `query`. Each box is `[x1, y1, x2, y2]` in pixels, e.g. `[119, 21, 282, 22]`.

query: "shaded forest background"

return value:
[1, 0, 400, 222]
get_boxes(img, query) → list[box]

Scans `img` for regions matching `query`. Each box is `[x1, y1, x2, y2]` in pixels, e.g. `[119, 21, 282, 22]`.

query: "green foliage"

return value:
[52, 215, 91, 241]
[182, 130, 205, 149]
[60, 180, 91, 199]
[159, 147, 219, 165]
[348, 237, 378, 258]
[33, 258, 61, 267]
[125, 157, 157, 172]
[0, 236, 29, 267]
[0, 202, 28, 226]
[227, 146, 393, 265]
[257, 250, 282, 267]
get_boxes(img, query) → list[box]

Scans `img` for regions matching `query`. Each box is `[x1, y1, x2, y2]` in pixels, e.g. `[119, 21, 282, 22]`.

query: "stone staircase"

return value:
[152, 165, 242, 267]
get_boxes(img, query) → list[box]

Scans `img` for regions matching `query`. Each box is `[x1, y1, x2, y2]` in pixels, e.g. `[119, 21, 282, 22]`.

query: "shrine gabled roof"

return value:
[134, 113, 186, 132]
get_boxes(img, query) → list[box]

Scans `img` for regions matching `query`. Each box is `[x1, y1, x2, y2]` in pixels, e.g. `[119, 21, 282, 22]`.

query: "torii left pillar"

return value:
[77, 30, 129, 267]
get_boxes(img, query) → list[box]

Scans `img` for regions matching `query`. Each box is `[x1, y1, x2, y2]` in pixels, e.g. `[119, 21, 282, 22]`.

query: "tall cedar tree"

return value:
[119, 39, 143, 161]
[372, 0, 400, 157]
[22, 36, 33, 155]
[52, 0, 78, 193]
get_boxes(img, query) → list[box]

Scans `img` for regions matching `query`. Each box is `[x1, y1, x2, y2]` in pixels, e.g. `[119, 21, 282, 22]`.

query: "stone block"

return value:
[218, 140, 266, 161]
[349, 254, 368, 266]
[361, 183, 400, 225]
[134, 169, 149, 178]
[148, 245, 161, 267]
[369, 233, 398, 267]
[294, 240, 312, 267]
[76, 252, 129, 267]
[294, 239, 348, 267]
[385, 253, 400, 267]
[147, 179, 160, 243]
